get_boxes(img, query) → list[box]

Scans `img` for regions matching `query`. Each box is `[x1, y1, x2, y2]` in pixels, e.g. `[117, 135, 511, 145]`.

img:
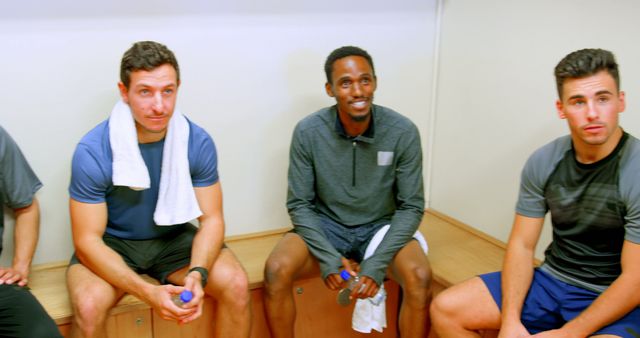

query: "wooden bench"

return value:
[28, 209, 507, 337]
[29, 228, 399, 337]
[421, 209, 507, 294]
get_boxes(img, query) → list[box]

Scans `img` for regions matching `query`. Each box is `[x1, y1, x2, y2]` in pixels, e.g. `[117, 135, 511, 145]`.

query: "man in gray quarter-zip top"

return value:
[264, 45, 432, 338]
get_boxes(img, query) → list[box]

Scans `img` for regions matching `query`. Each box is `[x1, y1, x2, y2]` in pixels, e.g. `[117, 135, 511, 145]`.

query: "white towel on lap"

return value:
[352, 225, 429, 333]
[109, 100, 202, 225]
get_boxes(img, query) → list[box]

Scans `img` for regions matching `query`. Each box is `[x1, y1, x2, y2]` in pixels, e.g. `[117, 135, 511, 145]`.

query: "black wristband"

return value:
[188, 266, 209, 288]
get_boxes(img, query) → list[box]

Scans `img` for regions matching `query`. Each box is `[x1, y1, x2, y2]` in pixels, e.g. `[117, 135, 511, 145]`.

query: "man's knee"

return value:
[401, 264, 432, 302]
[68, 277, 116, 334]
[70, 294, 112, 337]
[71, 291, 111, 324]
[430, 289, 457, 322]
[263, 254, 297, 291]
[225, 270, 251, 308]
[430, 279, 491, 326]
[199, 249, 251, 315]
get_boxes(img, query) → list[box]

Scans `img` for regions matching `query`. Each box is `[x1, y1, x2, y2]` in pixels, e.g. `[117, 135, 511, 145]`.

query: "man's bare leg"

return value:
[67, 264, 124, 338]
[168, 248, 251, 338]
[430, 276, 501, 338]
[388, 240, 432, 337]
[263, 233, 319, 338]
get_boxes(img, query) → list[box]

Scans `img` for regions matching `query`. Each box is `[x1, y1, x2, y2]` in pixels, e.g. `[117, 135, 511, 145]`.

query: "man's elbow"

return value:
[73, 235, 103, 261]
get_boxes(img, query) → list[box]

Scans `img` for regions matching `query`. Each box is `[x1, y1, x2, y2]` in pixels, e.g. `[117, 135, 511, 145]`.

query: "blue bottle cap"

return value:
[180, 290, 193, 303]
[339, 269, 351, 281]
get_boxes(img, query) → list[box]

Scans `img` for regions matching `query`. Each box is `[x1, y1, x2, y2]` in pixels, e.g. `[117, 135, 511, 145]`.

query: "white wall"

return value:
[0, 1, 438, 265]
[430, 0, 640, 258]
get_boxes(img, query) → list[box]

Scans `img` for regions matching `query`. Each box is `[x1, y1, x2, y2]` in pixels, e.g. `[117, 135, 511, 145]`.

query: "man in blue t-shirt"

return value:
[431, 49, 640, 337]
[0, 126, 61, 338]
[66, 41, 250, 338]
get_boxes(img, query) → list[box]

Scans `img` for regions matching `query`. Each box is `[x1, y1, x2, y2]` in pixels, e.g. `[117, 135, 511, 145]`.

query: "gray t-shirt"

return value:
[0, 126, 42, 256]
[516, 132, 640, 292]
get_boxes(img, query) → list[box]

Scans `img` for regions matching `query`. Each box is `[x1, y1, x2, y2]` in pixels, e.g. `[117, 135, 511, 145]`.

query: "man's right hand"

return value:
[147, 284, 197, 322]
[324, 257, 358, 290]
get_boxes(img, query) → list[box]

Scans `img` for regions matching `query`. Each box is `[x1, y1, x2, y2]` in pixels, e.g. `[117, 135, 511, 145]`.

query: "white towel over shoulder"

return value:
[109, 100, 202, 225]
[352, 225, 429, 333]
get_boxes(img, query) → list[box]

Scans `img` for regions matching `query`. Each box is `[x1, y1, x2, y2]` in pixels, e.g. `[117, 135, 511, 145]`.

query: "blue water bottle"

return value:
[173, 290, 193, 307]
[337, 270, 360, 306]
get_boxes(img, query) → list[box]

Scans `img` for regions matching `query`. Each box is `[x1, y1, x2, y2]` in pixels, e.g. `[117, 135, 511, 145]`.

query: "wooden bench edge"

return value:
[425, 208, 541, 267]
[426, 208, 508, 250]
[225, 226, 291, 242]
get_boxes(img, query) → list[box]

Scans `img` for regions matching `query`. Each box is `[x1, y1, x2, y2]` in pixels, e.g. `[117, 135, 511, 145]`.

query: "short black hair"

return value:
[324, 46, 375, 84]
[120, 41, 180, 88]
[554, 48, 619, 99]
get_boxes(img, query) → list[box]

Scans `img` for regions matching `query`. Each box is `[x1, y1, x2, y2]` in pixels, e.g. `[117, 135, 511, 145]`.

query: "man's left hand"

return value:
[350, 275, 379, 300]
[179, 270, 206, 324]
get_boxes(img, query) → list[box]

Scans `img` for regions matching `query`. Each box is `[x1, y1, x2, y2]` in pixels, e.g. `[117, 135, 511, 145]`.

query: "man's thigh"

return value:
[66, 263, 124, 310]
[435, 276, 502, 330]
[0, 284, 62, 338]
[481, 269, 568, 333]
[593, 308, 640, 337]
[386, 239, 430, 286]
[568, 291, 640, 337]
[266, 232, 321, 281]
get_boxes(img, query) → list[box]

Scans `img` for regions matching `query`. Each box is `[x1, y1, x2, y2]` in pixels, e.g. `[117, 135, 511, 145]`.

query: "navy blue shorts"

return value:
[480, 269, 640, 336]
[312, 215, 387, 263]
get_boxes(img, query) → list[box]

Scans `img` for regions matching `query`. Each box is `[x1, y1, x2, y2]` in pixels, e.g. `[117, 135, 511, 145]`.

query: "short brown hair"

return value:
[120, 41, 180, 88]
[554, 48, 619, 99]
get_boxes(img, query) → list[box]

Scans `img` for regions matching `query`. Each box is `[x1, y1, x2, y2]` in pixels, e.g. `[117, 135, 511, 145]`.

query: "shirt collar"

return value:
[333, 105, 375, 144]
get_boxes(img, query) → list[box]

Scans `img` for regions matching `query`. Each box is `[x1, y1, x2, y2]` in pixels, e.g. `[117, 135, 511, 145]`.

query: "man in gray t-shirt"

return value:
[431, 49, 640, 337]
[0, 125, 61, 337]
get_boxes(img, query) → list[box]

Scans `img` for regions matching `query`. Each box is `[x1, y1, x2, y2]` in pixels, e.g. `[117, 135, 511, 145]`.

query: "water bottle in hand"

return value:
[337, 270, 387, 306]
[337, 270, 360, 306]
[172, 290, 193, 307]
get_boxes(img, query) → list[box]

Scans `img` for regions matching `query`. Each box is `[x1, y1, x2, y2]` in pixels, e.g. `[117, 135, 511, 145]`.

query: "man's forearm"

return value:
[189, 218, 224, 273]
[360, 212, 421, 285]
[563, 274, 640, 336]
[294, 222, 342, 278]
[75, 237, 155, 301]
[12, 198, 40, 273]
[500, 239, 535, 325]
[563, 241, 640, 336]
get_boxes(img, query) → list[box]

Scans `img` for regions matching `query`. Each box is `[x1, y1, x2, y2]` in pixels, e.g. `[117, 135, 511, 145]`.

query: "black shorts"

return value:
[0, 284, 62, 338]
[70, 224, 211, 284]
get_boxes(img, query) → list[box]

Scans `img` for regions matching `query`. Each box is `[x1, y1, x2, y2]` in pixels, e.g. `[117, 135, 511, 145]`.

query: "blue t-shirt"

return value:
[69, 119, 218, 240]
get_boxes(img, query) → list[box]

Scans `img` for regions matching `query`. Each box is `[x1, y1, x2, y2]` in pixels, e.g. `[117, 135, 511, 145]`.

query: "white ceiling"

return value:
[1, 0, 433, 20]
